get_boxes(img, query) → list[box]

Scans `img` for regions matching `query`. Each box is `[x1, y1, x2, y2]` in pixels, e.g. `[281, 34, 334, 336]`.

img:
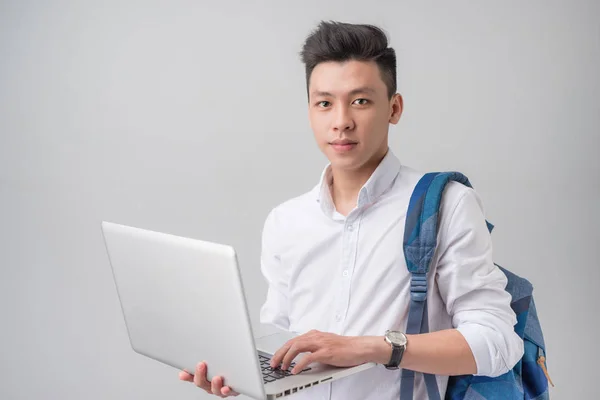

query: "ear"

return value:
[389, 94, 403, 125]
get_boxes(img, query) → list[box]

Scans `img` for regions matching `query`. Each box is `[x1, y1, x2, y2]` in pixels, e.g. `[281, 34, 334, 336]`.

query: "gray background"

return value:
[1, 1, 598, 399]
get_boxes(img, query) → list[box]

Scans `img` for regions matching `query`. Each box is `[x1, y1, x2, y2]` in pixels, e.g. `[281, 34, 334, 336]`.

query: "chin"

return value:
[328, 155, 365, 171]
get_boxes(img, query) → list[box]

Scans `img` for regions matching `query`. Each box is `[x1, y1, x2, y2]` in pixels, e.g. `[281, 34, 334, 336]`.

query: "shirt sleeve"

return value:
[259, 207, 290, 331]
[435, 184, 524, 378]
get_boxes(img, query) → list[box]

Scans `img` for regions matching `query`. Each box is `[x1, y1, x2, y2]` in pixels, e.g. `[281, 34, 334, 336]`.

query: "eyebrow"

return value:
[310, 87, 377, 98]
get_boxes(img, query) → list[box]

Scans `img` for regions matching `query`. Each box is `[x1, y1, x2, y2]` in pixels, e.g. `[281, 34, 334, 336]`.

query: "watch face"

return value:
[387, 331, 407, 346]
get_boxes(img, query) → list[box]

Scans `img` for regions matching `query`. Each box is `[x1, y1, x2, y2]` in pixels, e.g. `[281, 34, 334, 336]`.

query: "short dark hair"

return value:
[300, 21, 397, 99]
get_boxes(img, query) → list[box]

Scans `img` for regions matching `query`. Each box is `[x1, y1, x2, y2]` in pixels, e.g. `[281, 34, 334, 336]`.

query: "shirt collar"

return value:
[315, 149, 402, 216]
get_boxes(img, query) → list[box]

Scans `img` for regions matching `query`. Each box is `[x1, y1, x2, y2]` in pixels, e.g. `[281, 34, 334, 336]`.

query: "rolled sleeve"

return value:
[436, 184, 524, 377]
[259, 208, 290, 331]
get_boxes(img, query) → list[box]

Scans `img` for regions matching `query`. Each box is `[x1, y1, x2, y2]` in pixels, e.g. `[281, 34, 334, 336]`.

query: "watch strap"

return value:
[385, 341, 405, 369]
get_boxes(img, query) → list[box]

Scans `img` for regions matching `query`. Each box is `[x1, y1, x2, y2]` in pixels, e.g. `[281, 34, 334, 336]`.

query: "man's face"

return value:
[308, 60, 402, 172]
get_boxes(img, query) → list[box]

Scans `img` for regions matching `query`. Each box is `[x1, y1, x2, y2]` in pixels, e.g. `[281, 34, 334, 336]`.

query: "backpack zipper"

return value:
[537, 348, 554, 387]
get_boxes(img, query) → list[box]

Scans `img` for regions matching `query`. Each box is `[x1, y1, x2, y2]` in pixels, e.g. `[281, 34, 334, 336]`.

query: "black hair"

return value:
[300, 21, 397, 99]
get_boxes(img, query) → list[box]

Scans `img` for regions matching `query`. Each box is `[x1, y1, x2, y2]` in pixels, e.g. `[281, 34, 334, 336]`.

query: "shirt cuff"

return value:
[456, 323, 508, 377]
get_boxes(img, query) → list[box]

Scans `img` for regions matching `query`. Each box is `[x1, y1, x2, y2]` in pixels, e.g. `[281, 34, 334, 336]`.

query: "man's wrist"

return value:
[357, 336, 394, 365]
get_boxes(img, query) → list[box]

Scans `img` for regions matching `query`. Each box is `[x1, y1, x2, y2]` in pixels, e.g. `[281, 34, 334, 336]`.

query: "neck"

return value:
[330, 149, 388, 215]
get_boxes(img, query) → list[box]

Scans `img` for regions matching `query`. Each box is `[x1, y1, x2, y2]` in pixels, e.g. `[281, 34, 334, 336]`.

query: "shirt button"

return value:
[347, 224, 353, 231]
[335, 314, 342, 321]
[342, 270, 349, 277]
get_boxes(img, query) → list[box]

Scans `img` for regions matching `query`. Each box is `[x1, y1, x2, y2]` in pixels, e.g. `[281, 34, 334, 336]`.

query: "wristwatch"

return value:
[383, 330, 407, 370]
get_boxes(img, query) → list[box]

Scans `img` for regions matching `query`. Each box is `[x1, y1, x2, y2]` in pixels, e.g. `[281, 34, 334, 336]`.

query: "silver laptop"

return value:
[100, 221, 376, 399]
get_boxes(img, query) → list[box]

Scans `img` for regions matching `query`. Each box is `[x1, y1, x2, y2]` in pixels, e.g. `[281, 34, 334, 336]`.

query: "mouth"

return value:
[329, 140, 358, 153]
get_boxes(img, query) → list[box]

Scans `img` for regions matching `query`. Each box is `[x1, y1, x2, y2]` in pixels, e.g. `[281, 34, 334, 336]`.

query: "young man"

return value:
[180, 21, 524, 399]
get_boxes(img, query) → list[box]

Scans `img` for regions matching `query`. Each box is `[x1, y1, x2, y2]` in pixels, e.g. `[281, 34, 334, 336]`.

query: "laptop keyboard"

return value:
[259, 354, 312, 384]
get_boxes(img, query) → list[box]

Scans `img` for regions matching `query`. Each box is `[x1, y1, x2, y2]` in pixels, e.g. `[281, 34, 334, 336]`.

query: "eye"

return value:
[317, 101, 331, 108]
[353, 98, 369, 106]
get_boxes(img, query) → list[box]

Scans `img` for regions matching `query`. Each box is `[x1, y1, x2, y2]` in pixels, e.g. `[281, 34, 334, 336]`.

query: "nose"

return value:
[332, 105, 355, 132]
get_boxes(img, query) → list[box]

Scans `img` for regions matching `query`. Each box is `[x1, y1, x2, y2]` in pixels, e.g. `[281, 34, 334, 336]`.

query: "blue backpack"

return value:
[400, 172, 552, 400]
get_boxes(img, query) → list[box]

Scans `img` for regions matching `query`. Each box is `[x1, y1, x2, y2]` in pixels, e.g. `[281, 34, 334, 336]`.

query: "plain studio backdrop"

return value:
[1, 1, 598, 399]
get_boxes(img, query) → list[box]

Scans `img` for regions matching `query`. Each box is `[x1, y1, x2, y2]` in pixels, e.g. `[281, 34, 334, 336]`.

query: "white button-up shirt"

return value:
[259, 150, 524, 399]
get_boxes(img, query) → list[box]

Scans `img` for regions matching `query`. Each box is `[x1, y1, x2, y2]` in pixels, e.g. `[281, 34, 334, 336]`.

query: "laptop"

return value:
[100, 221, 376, 399]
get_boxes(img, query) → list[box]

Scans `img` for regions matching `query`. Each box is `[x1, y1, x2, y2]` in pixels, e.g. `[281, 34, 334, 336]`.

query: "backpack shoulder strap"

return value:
[401, 171, 477, 400]
[404, 172, 473, 278]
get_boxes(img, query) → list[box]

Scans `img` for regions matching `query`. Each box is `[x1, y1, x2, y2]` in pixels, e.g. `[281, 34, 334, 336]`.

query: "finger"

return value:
[270, 342, 292, 368]
[292, 352, 317, 374]
[270, 330, 319, 368]
[194, 362, 211, 392]
[221, 385, 240, 396]
[212, 376, 224, 397]
[211, 376, 223, 397]
[179, 370, 193, 382]
[282, 342, 308, 371]
[193, 363, 203, 387]
[283, 337, 320, 370]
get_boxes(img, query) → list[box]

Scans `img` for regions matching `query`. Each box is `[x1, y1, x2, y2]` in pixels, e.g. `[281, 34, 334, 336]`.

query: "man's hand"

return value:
[269, 330, 389, 374]
[179, 361, 239, 398]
